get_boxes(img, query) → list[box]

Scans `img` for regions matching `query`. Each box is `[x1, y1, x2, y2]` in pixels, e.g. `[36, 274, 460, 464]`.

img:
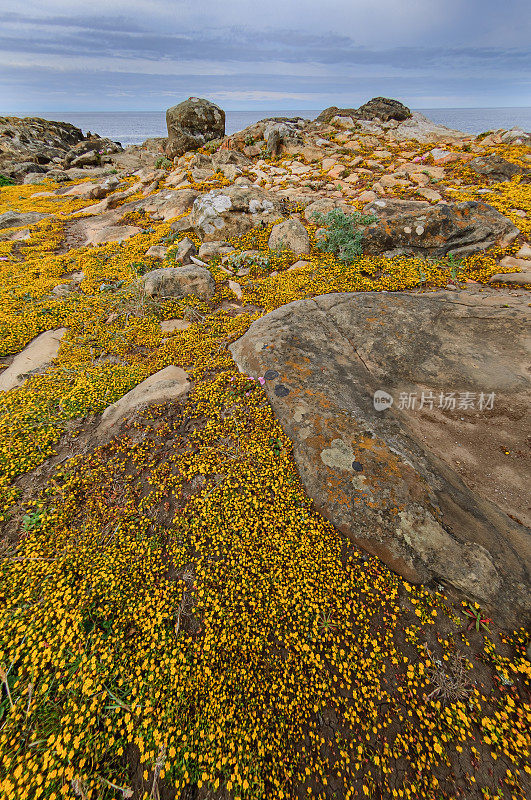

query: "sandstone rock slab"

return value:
[230, 291, 531, 627]
[0, 329, 67, 391]
[98, 366, 190, 435]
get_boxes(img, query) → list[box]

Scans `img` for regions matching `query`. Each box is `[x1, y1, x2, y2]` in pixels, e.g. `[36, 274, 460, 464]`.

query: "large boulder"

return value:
[229, 291, 531, 628]
[361, 198, 519, 257]
[468, 154, 527, 182]
[166, 98, 225, 159]
[357, 96, 411, 122]
[268, 219, 310, 255]
[172, 185, 282, 242]
[143, 266, 215, 300]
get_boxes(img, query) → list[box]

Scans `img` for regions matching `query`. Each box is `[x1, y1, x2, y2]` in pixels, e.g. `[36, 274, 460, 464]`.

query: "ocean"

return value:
[5, 108, 531, 147]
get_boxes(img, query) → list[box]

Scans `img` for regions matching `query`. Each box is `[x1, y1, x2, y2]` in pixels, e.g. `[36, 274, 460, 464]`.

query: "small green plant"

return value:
[312, 208, 378, 264]
[226, 252, 271, 273]
[417, 265, 428, 286]
[155, 156, 172, 170]
[445, 253, 463, 285]
[21, 510, 43, 532]
[0, 174, 15, 187]
[464, 603, 491, 633]
[317, 610, 337, 636]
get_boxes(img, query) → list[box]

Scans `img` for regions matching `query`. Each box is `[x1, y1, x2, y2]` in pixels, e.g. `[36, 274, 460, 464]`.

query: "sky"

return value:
[1, 0, 530, 112]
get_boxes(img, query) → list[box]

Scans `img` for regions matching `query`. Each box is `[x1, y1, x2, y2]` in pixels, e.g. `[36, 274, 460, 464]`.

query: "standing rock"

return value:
[361, 199, 519, 257]
[165, 98, 225, 159]
[174, 237, 197, 265]
[268, 219, 310, 255]
[143, 266, 215, 300]
[229, 291, 531, 628]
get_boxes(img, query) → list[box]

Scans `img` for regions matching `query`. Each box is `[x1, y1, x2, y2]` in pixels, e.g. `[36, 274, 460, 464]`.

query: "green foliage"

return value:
[312, 208, 378, 264]
[0, 175, 15, 187]
[244, 134, 255, 146]
[226, 252, 271, 273]
[21, 510, 43, 532]
[155, 156, 172, 170]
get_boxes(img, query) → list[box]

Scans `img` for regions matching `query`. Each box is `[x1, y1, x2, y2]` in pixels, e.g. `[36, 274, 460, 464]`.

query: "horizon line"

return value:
[4, 105, 531, 114]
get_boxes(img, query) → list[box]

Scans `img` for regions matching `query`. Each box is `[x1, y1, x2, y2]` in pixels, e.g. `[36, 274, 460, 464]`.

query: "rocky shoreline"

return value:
[0, 95, 530, 800]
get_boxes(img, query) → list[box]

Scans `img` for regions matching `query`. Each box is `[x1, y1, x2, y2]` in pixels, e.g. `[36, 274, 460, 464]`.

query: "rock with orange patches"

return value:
[230, 291, 531, 627]
[361, 198, 519, 257]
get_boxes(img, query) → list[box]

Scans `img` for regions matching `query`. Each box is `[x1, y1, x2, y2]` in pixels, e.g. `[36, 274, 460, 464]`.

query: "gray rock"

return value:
[98, 366, 190, 436]
[489, 271, 531, 286]
[174, 236, 197, 265]
[362, 199, 519, 257]
[0, 210, 50, 230]
[468, 155, 527, 182]
[268, 219, 310, 255]
[166, 97, 225, 159]
[179, 185, 282, 242]
[357, 96, 412, 122]
[230, 291, 531, 628]
[198, 241, 235, 259]
[143, 266, 215, 300]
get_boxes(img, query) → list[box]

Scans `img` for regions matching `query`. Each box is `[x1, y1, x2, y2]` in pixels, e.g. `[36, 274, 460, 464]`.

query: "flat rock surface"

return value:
[0, 328, 67, 391]
[98, 365, 190, 436]
[230, 290, 531, 627]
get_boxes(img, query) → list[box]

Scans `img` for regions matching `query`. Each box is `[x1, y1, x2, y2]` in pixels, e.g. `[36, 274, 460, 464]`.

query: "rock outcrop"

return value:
[0, 117, 124, 182]
[361, 199, 519, 257]
[166, 97, 225, 159]
[0, 116, 85, 179]
[230, 291, 531, 628]
[172, 185, 282, 241]
[356, 97, 412, 122]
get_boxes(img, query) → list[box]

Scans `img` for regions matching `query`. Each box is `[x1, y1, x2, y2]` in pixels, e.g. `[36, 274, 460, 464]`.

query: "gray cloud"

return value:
[1, 0, 529, 110]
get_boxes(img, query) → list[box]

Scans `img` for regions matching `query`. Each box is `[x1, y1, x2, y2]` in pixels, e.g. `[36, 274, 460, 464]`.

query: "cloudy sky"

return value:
[1, 0, 530, 111]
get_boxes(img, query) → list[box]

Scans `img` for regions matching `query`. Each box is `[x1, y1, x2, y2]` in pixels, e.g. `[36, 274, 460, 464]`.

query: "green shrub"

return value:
[312, 208, 378, 264]
[0, 174, 15, 187]
[226, 252, 272, 273]
[155, 156, 172, 170]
